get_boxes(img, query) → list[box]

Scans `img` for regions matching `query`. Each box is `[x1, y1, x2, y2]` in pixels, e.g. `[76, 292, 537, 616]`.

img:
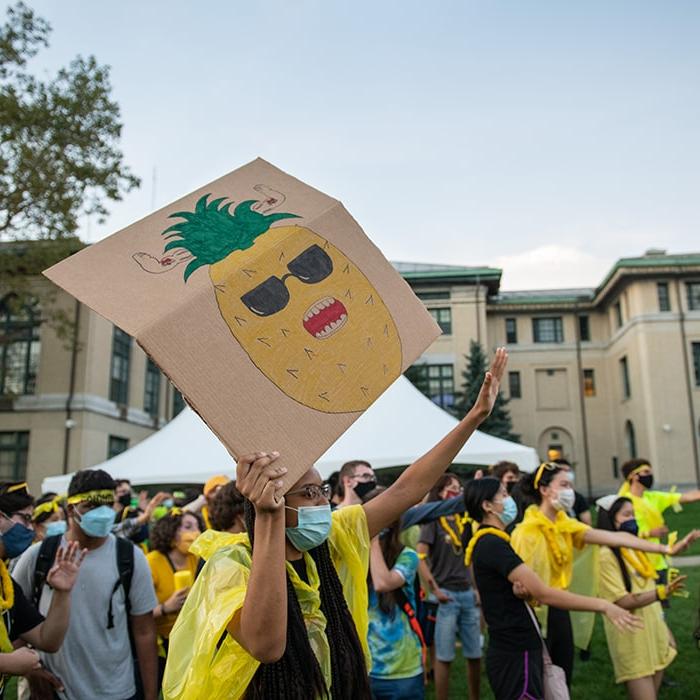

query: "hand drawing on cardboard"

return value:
[132, 186, 403, 414]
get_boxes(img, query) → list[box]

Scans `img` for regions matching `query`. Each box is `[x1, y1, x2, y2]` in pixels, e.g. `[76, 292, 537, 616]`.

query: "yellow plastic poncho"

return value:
[163, 504, 371, 700]
[617, 484, 682, 571]
[511, 505, 597, 647]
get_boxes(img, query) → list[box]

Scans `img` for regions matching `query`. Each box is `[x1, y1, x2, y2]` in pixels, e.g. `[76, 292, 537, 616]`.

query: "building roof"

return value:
[491, 288, 595, 306]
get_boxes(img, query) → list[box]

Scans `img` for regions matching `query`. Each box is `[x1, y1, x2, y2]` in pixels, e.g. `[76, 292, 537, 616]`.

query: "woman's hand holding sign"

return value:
[236, 452, 286, 513]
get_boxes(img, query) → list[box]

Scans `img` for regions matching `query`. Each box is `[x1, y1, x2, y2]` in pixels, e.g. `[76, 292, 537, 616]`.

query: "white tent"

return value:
[42, 376, 538, 493]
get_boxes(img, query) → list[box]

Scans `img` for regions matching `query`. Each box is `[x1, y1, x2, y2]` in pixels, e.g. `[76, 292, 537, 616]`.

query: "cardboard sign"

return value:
[44, 158, 441, 489]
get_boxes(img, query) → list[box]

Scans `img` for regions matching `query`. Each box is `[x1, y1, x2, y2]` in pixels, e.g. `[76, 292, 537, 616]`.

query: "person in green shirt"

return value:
[619, 459, 700, 589]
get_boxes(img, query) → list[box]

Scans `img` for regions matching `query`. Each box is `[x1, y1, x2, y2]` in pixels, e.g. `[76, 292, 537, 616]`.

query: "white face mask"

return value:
[553, 487, 575, 512]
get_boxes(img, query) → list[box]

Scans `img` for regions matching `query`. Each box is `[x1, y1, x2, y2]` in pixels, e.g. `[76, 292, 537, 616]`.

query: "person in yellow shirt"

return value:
[512, 462, 698, 687]
[619, 458, 700, 594]
[163, 349, 508, 700]
[596, 495, 687, 699]
[146, 509, 202, 684]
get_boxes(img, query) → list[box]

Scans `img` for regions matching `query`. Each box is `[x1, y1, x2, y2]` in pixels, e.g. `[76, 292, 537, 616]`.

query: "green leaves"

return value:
[0, 2, 140, 240]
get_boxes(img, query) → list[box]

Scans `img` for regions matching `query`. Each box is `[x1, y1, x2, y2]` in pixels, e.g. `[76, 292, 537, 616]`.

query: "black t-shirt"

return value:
[0, 578, 45, 697]
[471, 531, 540, 652]
[419, 517, 471, 591]
[572, 491, 589, 520]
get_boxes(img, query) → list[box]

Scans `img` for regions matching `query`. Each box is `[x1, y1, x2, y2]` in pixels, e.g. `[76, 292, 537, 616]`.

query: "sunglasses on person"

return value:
[286, 484, 333, 500]
[240, 245, 333, 317]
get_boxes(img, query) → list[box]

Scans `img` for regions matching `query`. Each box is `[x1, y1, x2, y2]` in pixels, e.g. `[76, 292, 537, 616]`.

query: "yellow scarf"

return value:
[0, 561, 15, 653]
[621, 548, 656, 581]
[464, 527, 510, 566]
[439, 515, 468, 551]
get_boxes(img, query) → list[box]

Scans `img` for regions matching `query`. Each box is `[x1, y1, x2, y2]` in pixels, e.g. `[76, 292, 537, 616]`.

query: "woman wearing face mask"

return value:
[31, 494, 68, 542]
[147, 510, 202, 684]
[512, 463, 699, 687]
[163, 348, 508, 700]
[463, 478, 642, 700]
[596, 496, 687, 699]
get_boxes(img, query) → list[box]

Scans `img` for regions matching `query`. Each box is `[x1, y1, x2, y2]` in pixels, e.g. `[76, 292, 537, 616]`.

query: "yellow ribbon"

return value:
[32, 496, 63, 521]
[620, 548, 656, 580]
[4, 482, 28, 494]
[0, 561, 15, 653]
[439, 515, 468, 551]
[465, 527, 510, 566]
[66, 489, 115, 505]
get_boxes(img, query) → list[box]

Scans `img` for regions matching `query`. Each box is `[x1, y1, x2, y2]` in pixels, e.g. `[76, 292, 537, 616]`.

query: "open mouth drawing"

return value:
[302, 297, 348, 339]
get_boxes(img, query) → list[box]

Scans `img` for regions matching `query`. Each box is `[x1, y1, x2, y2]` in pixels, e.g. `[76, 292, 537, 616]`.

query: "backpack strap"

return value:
[32, 535, 62, 608]
[394, 586, 428, 667]
[107, 537, 135, 629]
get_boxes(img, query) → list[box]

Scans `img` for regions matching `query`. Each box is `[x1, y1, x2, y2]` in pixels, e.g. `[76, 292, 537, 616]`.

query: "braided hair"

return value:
[243, 500, 371, 700]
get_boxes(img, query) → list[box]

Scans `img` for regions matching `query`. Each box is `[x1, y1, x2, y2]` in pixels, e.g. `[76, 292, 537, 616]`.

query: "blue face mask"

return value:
[76, 505, 116, 538]
[45, 520, 68, 538]
[1, 520, 35, 558]
[496, 496, 518, 527]
[619, 518, 639, 536]
[163, 499, 174, 509]
[285, 505, 332, 552]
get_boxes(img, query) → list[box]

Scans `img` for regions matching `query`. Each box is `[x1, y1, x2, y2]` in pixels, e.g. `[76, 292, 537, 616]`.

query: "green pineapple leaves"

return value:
[162, 195, 300, 281]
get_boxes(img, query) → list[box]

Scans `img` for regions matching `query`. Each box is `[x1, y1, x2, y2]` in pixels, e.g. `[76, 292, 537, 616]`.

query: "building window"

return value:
[416, 290, 450, 301]
[614, 301, 623, 328]
[657, 282, 671, 312]
[406, 364, 455, 409]
[173, 389, 186, 417]
[0, 431, 29, 481]
[109, 327, 131, 405]
[144, 358, 161, 417]
[578, 315, 590, 342]
[533, 317, 564, 343]
[429, 308, 452, 335]
[509, 371, 521, 398]
[108, 435, 129, 459]
[625, 420, 637, 459]
[505, 318, 517, 344]
[688, 282, 700, 311]
[693, 342, 700, 386]
[620, 356, 631, 399]
[583, 369, 596, 397]
[0, 298, 40, 396]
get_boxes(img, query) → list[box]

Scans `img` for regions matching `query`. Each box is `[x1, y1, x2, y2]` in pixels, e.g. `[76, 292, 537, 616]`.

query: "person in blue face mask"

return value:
[12, 469, 159, 700]
[31, 493, 68, 542]
[463, 478, 644, 700]
[163, 348, 512, 700]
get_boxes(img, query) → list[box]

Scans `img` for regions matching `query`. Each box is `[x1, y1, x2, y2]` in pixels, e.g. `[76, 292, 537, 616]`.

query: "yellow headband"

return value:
[627, 464, 651, 480]
[32, 498, 60, 520]
[3, 482, 28, 495]
[66, 489, 115, 505]
[533, 462, 560, 489]
[169, 507, 182, 517]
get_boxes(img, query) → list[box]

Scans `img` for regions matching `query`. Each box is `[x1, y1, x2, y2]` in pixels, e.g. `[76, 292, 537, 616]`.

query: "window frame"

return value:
[508, 370, 521, 399]
[505, 318, 518, 344]
[657, 282, 671, 312]
[0, 299, 40, 396]
[687, 282, 700, 311]
[532, 317, 564, 344]
[692, 342, 700, 387]
[619, 356, 631, 400]
[578, 315, 590, 342]
[143, 358, 161, 417]
[109, 327, 132, 406]
[583, 368, 596, 397]
[429, 307, 452, 335]
[108, 435, 129, 459]
[0, 431, 29, 481]
[614, 301, 623, 329]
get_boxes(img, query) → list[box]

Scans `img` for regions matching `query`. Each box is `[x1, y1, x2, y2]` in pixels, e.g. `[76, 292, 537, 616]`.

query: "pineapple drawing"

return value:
[158, 193, 403, 413]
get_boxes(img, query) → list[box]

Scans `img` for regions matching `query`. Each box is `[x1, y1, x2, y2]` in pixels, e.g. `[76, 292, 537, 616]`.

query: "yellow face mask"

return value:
[176, 530, 201, 554]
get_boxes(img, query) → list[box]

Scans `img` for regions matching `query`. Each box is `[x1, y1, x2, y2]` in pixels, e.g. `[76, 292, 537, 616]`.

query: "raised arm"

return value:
[228, 452, 288, 663]
[369, 538, 405, 593]
[363, 348, 507, 537]
[508, 563, 641, 633]
[583, 527, 700, 555]
[680, 490, 700, 504]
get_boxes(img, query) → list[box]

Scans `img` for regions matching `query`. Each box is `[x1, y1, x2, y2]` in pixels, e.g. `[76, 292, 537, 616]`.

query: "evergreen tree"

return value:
[453, 340, 520, 442]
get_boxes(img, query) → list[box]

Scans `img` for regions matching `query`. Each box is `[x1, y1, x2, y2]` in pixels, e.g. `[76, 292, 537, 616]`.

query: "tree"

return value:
[0, 2, 139, 241]
[453, 340, 520, 442]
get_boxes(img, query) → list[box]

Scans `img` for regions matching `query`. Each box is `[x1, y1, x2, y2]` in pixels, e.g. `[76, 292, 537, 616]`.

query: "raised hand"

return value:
[236, 452, 287, 513]
[46, 541, 86, 593]
[472, 347, 508, 420]
[670, 529, 700, 556]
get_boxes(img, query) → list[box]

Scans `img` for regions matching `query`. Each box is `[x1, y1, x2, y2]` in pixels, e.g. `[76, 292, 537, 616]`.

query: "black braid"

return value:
[243, 500, 372, 699]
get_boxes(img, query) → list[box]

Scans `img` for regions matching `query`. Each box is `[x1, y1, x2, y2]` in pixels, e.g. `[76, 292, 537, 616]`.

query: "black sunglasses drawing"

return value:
[240, 245, 334, 317]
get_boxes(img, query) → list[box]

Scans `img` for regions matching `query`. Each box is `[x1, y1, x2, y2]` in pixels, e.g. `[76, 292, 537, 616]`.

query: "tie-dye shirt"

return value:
[368, 547, 422, 680]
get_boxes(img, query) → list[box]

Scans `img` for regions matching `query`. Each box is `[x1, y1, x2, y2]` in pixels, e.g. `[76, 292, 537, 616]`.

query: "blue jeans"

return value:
[434, 588, 481, 662]
[370, 673, 425, 700]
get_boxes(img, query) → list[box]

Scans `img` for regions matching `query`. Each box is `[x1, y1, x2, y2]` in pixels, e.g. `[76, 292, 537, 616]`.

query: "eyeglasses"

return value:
[353, 473, 376, 483]
[2, 510, 32, 526]
[286, 484, 332, 500]
[240, 245, 333, 317]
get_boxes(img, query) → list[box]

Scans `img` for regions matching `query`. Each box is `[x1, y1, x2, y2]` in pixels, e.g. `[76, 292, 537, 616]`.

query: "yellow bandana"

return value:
[66, 489, 115, 505]
[465, 527, 510, 566]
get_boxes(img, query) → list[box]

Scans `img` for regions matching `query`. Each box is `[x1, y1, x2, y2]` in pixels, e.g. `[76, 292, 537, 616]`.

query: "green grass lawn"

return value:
[426, 566, 700, 699]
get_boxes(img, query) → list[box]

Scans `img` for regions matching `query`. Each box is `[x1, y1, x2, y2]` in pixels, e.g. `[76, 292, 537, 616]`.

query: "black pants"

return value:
[545, 606, 574, 687]
[486, 645, 544, 700]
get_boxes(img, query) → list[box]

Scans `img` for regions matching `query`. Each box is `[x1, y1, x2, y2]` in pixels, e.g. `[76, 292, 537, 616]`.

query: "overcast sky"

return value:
[14, 1, 700, 289]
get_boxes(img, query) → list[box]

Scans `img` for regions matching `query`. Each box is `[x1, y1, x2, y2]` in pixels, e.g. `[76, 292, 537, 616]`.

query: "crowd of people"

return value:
[0, 349, 697, 699]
